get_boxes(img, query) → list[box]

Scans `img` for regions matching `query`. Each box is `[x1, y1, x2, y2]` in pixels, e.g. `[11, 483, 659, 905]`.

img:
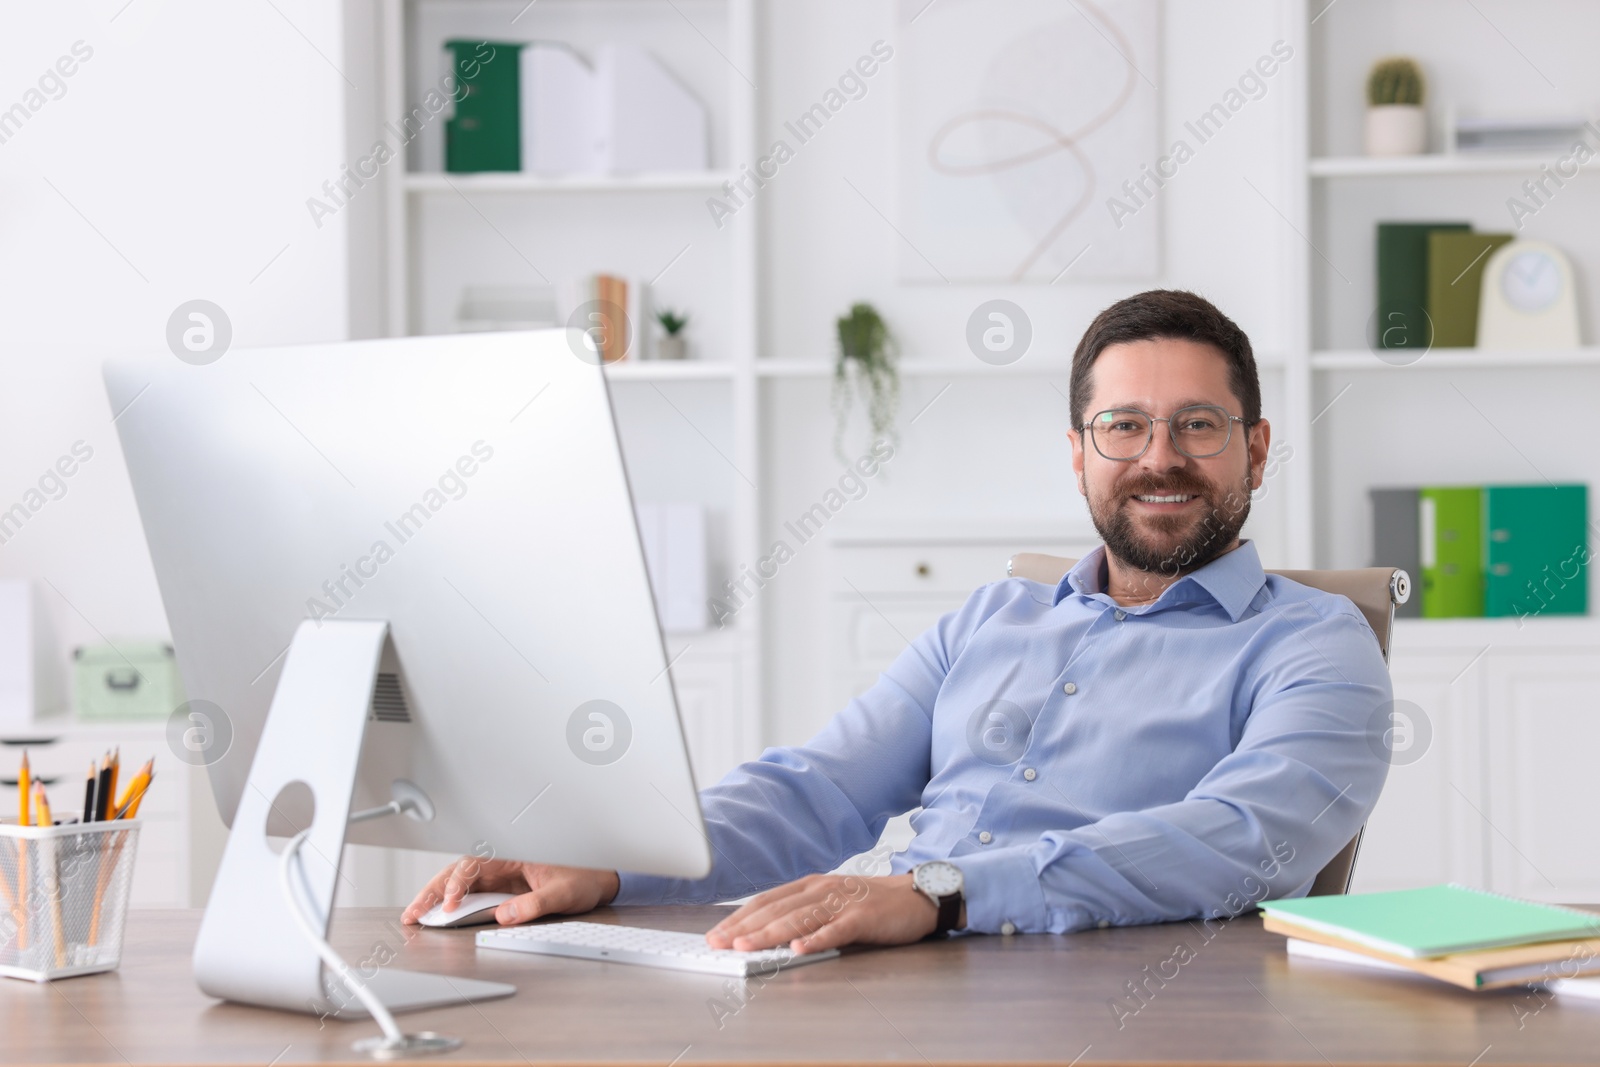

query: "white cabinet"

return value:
[1349, 649, 1487, 894]
[1352, 619, 1600, 902]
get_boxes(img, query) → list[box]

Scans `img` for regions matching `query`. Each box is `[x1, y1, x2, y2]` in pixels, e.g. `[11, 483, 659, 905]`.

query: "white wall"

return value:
[755, 0, 1299, 746]
[0, 0, 368, 692]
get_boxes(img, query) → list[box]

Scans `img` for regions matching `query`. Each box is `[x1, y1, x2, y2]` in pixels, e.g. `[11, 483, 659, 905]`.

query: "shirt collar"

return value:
[1057, 539, 1265, 622]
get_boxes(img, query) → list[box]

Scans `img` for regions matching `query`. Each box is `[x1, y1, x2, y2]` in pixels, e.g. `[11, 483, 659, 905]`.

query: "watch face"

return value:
[915, 861, 963, 897]
[1501, 250, 1562, 312]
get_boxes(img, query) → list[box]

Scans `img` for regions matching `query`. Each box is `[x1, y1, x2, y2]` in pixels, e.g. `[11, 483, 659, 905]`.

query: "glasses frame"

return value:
[1080, 405, 1251, 461]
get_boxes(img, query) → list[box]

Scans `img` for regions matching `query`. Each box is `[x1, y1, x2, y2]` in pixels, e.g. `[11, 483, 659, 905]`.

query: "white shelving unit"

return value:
[373, 0, 761, 807]
[1297, 0, 1600, 899]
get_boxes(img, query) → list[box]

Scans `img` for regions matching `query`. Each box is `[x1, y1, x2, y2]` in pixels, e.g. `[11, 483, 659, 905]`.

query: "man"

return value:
[404, 289, 1392, 953]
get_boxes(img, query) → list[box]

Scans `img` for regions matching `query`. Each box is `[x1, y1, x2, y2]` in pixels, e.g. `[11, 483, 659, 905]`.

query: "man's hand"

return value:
[401, 856, 620, 926]
[705, 873, 941, 955]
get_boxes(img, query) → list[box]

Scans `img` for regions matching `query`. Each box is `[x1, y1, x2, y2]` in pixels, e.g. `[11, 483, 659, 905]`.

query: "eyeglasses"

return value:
[1080, 405, 1249, 461]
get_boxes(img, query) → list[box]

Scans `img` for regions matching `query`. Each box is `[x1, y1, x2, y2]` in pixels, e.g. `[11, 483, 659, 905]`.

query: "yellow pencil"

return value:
[16, 752, 28, 953]
[112, 759, 153, 819]
[17, 751, 30, 827]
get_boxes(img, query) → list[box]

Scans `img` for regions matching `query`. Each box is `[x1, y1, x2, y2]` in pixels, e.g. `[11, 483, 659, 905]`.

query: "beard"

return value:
[1086, 467, 1253, 578]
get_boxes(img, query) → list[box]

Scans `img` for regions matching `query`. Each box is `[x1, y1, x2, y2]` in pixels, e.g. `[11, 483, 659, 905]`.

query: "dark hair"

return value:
[1068, 289, 1261, 430]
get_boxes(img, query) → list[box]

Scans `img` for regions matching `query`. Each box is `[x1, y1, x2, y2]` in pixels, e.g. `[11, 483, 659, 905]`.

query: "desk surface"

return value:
[5, 905, 1600, 1065]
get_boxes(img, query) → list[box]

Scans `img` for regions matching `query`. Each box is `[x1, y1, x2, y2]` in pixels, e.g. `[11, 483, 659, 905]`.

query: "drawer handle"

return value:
[2, 775, 61, 787]
[106, 668, 142, 691]
[915, 562, 931, 578]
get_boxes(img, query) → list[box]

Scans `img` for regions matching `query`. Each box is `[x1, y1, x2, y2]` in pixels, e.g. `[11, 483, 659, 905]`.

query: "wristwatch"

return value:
[912, 861, 965, 936]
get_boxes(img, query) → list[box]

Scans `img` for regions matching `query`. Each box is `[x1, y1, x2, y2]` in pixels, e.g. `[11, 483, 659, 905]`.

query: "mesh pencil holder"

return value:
[0, 820, 140, 982]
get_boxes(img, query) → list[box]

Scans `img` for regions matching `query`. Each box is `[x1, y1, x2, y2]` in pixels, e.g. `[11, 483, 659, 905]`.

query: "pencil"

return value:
[82, 762, 97, 825]
[94, 755, 112, 823]
[16, 751, 28, 952]
[125, 770, 154, 819]
[34, 782, 65, 969]
[17, 751, 30, 827]
[106, 749, 119, 819]
[32, 782, 52, 828]
[112, 760, 153, 819]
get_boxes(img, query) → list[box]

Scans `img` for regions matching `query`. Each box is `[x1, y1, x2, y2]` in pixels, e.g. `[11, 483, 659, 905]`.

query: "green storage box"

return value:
[73, 641, 186, 721]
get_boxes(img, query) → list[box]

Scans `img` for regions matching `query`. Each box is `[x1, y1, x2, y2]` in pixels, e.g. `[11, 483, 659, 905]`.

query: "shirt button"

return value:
[978, 831, 993, 844]
[1114, 609, 1127, 621]
[1023, 768, 1037, 781]
[1098, 920, 1110, 929]
[1063, 682, 1078, 695]
[1000, 922, 1017, 936]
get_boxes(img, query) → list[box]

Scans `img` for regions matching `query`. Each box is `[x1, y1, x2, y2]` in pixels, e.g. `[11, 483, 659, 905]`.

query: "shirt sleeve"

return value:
[957, 601, 1394, 935]
[612, 583, 1005, 905]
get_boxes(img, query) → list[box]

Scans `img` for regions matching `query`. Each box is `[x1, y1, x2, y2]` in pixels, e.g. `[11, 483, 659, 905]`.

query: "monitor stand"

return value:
[192, 619, 515, 1021]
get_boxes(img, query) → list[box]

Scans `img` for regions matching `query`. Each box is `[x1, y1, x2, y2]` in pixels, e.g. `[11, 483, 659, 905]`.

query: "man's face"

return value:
[1069, 338, 1270, 579]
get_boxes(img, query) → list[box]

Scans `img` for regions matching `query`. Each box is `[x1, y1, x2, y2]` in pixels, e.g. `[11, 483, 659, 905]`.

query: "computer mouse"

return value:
[417, 892, 516, 929]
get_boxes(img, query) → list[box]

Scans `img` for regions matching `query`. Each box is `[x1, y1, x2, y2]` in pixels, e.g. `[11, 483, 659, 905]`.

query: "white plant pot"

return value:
[1364, 105, 1427, 156]
[657, 335, 687, 360]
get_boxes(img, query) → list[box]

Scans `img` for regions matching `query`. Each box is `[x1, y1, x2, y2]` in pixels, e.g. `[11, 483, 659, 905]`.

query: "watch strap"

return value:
[934, 890, 962, 936]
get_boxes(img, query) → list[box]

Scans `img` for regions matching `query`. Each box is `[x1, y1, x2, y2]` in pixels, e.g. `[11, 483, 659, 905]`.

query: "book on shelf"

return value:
[1369, 487, 1421, 619]
[1484, 484, 1588, 619]
[444, 40, 524, 173]
[1426, 231, 1512, 348]
[1419, 486, 1483, 618]
[1375, 221, 1469, 351]
[558, 274, 646, 363]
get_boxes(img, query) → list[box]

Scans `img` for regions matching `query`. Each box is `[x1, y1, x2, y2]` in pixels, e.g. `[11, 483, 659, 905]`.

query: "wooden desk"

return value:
[5, 905, 1600, 1064]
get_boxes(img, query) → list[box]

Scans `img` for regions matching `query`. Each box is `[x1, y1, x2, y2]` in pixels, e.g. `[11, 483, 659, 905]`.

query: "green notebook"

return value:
[1261, 885, 1600, 959]
[1419, 486, 1483, 617]
[1375, 221, 1469, 351]
[1426, 231, 1512, 347]
[1484, 484, 1588, 619]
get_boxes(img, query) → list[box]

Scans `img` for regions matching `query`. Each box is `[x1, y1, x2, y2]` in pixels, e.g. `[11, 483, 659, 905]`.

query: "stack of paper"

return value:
[1261, 885, 1600, 991]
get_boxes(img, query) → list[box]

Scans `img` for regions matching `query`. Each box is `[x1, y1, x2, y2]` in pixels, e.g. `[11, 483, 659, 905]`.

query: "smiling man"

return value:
[404, 289, 1392, 953]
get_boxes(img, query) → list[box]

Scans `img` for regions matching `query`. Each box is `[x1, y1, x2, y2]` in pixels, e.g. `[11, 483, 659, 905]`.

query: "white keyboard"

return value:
[476, 921, 840, 978]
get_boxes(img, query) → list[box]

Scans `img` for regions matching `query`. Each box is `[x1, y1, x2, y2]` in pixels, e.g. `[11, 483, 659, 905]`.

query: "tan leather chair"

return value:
[1005, 552, 1411, 897]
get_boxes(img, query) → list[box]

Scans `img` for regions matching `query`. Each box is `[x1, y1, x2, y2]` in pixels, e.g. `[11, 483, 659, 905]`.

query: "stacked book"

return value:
[1261, 885, 1600, 992]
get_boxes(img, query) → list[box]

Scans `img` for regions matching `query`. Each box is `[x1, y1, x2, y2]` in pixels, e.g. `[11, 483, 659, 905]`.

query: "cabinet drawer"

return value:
[832, 540, 1095, 596]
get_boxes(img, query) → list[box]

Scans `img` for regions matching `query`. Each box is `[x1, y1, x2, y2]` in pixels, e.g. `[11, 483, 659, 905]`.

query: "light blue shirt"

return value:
[615, 539, 1393, 934]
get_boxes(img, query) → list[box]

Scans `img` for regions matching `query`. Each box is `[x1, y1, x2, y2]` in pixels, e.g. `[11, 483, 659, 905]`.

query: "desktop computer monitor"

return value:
[104, 330, 711, 1019]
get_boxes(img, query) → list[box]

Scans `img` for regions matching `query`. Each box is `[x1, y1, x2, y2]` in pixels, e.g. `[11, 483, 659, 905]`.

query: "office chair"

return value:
[1005, 552, 1411, 897]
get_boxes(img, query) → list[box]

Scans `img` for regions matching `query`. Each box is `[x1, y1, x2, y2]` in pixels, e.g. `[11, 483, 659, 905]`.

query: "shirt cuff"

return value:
[955, 847, 1051, 934]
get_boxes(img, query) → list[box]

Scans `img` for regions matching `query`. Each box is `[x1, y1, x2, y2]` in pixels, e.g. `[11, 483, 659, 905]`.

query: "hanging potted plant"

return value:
[832, 302, 899, 462]
[1365, 56, 1427, 156]
[655, 308, 689, 360]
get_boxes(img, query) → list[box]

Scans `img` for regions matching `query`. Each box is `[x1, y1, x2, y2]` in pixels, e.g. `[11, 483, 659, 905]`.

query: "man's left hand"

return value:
[704, 873, 944, 955]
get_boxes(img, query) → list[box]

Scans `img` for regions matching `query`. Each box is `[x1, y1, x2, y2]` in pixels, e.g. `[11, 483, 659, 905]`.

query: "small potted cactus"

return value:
[655, 308, 689, 360]
[1365, 56, 1427, 156]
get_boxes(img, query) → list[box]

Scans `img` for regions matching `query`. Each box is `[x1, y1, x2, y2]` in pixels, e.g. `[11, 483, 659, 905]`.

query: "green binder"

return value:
[444, 40, 523, 173]
[1484, 484, 1588, 619]
[1426, 231, 1512, 347]
[1419, 486, 1482, 617]
[1262, 885, 1600, 959]
[1376, 222, 1469, 350]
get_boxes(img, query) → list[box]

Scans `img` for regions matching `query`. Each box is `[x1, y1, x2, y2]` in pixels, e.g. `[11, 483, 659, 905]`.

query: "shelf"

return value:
[1308, 153, 1574, 178]
[1391, 615, 1600, 650]
[602, 361, 736, 381]
[1311, 347, 1600, 370]
[404, 171, 734, 194]
[758, 355, 1285, 377]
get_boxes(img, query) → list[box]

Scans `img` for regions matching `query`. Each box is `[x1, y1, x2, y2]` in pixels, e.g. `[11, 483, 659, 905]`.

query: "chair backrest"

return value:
[1005, 551, 1412, 896]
